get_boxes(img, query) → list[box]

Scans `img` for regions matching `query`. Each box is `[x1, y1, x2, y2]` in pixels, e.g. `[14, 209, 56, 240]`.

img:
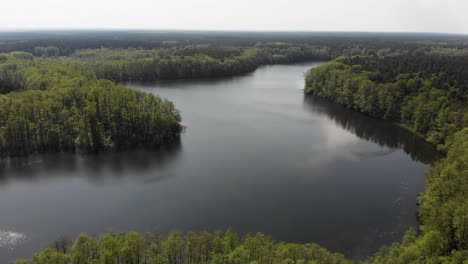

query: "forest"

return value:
[12, 230, 352, 264]
[1, 31, 467, 56]
[67, 45, 331, 82]
[0, 52, 182, 157]
[305, 54, 468, 151]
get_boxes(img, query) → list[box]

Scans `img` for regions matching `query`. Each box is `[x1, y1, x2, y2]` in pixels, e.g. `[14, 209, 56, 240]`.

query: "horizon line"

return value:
[0, 28, 467, 36]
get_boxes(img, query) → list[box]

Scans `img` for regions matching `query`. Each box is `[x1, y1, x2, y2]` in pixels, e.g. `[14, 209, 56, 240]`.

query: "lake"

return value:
[0, 62, 439, 262]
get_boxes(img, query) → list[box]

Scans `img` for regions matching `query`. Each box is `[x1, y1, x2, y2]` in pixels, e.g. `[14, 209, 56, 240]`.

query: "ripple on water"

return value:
[0, 230, 27, 250]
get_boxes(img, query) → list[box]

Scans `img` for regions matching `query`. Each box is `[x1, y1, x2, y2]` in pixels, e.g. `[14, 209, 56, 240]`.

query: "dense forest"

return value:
[0, 53, 182, 157]
[2, 31, 468, 82]
[1, 31, 467, 56]
[67, 45, 330, 82]
[305, 55, 468, 151]
[305, 55, 468, 262]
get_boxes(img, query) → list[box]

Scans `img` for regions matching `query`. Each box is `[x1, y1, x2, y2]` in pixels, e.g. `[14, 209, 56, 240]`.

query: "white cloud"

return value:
[0, 0, 467, 34]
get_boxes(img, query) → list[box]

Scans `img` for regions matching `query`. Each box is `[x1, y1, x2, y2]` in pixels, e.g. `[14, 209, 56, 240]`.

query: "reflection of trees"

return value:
[304, 96, 441, 164]
[0, 139, 182, 185]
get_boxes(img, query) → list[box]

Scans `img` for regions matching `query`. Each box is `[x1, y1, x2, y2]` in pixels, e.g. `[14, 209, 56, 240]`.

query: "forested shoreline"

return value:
[68, 45, 330, 82]
[0, 53, 182, 157]
[305, 55, 468, 263]
[5, 32, 455, 157]
[0, 42, 331, 156]
[305, 55, 468, 151]
[13, 230, 352, 264]
[4, 30, 468, 83]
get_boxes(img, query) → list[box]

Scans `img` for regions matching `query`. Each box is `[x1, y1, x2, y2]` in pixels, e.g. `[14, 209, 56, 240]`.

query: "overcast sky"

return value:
[1, 0, 467, 34]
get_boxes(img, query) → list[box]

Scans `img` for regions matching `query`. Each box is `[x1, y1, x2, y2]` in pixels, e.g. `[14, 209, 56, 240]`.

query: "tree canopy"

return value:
[0, 54, 182, 157]
[305, 55, 468, 151]
[13, 230, 352, 264]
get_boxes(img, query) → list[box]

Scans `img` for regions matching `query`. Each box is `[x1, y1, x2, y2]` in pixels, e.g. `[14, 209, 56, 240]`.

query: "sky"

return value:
[1, 0, 467, 34]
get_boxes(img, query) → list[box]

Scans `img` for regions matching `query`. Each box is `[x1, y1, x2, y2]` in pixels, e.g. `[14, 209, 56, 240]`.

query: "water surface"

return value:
[0, 62, 438, 262]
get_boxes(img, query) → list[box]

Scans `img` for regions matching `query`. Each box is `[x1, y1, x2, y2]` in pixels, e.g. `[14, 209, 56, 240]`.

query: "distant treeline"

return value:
[2, 31, 468, 84]
[69, 45, 330, 82]
[1, 31, 468, 56]
[0, 53, 182, 157]
[13, 230, 352, 264]
[22, 44, 468, 84]
[305, 55, 468, 263]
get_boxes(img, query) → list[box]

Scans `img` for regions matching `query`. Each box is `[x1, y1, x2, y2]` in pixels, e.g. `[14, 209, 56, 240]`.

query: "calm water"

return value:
[0, 62, 439, 262]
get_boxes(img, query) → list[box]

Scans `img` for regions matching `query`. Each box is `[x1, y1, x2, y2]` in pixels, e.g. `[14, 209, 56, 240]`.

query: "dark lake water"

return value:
[0, 62, 439, 262]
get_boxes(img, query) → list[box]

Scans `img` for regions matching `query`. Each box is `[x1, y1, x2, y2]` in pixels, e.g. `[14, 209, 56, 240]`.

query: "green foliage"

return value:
[33, 46, 61, 57]
[16, 231, 353, 264]
[3, 51, 35, 61]
[0, 55, 182, 157]
[68, 45, 331, 82]
[419, 129, 468, 252]
[11, 260, 32, 264]
[305, 55, 468, 150]
[33, 248, 69, 264]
